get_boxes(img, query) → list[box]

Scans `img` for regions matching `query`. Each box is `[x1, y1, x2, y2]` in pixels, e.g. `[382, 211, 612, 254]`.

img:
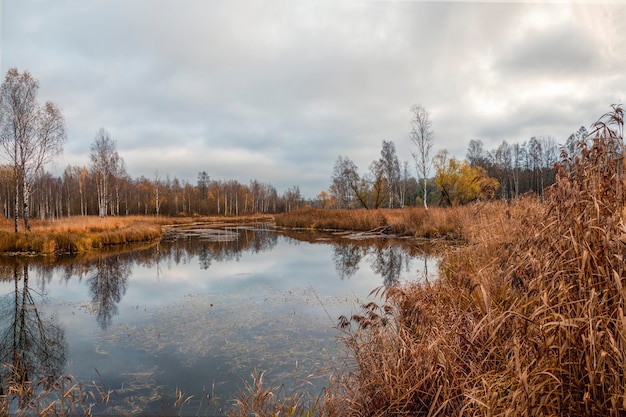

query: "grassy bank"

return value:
[0, 216, 163, 256]
[0, 214, 273, 256]
[274, 205, 472, 240]
[231, 111, 626, 415]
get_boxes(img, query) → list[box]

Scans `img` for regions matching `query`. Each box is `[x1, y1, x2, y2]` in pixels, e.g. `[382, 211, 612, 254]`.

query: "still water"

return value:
[0, 225, 437, 415]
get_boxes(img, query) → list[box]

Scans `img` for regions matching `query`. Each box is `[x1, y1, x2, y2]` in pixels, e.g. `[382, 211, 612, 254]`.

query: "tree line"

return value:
[0, 68, 595, 229]
[0, 68, 306, 232]
[325, 104, 591, 209]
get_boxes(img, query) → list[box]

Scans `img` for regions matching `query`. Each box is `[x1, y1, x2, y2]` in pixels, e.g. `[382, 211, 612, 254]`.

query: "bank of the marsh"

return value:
[274, 205, 469, 241]
[0, 214, 273, 256]
[230, 108, 626, 417]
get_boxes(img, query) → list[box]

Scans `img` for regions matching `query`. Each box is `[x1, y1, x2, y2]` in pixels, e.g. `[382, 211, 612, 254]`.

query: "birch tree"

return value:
[89, 128, 121, 218]
[409, 104, 434, 210]
[379, 140, 400, 208]
[0, 69, 66, 232]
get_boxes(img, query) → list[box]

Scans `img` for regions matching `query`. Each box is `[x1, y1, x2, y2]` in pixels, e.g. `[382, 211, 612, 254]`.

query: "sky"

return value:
[1, 0, 624, 198]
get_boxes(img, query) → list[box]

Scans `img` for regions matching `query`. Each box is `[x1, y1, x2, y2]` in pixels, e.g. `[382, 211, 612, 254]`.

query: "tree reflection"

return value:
[370, 245, 404, 286]
[168, 228, 279, 270]
[87, 255, 130, 329]
[0, 264, 67, 409]
[332, 243, 366, 280]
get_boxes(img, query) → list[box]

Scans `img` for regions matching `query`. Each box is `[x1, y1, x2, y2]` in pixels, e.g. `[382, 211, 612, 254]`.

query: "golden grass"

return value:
[322, 107, 626, 416]
[232, 105, 626, 416]
[0, 216, 162, 255]
[275, 206, 470, 240]
[0, 214, 274, 256]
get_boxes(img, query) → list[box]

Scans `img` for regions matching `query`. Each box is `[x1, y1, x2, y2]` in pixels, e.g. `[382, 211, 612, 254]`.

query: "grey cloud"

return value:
[496, 25, 601, 78]
[2, 1, 625, 197]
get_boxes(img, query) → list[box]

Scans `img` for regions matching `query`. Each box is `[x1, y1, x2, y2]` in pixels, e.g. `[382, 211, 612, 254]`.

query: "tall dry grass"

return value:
[325, 104, 626, 416]
[231, 105, 626, 416]
[0, 216, 163, 255]
[275, 206, 469, 240]
[0, 371, 111, 417]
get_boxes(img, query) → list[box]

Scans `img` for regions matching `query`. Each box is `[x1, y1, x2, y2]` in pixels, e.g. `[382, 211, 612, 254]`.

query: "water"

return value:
[0, 225, 438, 415]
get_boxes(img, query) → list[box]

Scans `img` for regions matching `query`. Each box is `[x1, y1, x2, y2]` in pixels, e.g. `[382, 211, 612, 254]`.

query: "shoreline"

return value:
[0, 214, 274, 257]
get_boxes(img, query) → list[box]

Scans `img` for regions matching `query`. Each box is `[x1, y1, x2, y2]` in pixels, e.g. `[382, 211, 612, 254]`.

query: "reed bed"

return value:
[275, 206, 469, 240]
[321, 106, 626, 416]
[232, 105, 626, 416]
[0, 216, 162, 255]
[0, 371, 112, 417]
[0, 214, 273, 256]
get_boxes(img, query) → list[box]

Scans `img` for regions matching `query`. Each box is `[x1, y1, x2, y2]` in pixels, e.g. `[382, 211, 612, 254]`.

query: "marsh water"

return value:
[0, 224, 438, 415]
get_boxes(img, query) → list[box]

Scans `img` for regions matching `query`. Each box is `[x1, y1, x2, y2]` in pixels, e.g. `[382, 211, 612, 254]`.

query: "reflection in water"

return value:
[87, 256, 130, 329]
[331, 238, 436, 286]
[370, 245, 404, 286]
[0, 224, 440, 414]
[277, 228, 438, 286]
[332, 243, 366, 280]
[162, 226, 279, 270]
[0, 264, 67, 409]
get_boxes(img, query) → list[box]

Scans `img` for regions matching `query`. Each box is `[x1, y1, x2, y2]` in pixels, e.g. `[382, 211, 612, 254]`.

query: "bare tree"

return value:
[399, 160, 410, 208]
[90, 128, 121, 218]
[284, 185, 302, 212]
[409, 104, 434, 210]
[154, 170, 161, 217]
[0, 69, 66, 232]
[466, 139, 489, 168]
[330, 155, 370, 209]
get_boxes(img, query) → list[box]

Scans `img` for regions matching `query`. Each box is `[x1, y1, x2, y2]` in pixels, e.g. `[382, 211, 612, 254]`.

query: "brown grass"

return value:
[228, 371, 325, 417]
[0, 216, 162, 255]
[275, 206, 470, 240]
[0, 369, 111, 417]
[232, 105, 626, 416]
[0, 214, 274, 256]
[323, 105, 626, 416]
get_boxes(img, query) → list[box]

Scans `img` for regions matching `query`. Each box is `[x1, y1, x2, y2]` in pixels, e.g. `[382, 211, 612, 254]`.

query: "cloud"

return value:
[2, 0, 625, 197]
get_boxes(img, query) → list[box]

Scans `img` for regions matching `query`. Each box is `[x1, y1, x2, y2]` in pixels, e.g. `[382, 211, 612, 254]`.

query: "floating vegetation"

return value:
[88, 286, 350, 413]
[163, 227, 241, 242]
[1, 222, 436, 415]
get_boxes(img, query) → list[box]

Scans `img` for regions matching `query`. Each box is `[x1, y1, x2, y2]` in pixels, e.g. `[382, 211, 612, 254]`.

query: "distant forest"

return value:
[0, 68, 592, 221]
[0, 125, 588, 221]
[325, 128, 589, 210]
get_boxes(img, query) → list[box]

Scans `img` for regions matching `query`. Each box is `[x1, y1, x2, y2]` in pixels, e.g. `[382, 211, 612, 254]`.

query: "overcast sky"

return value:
[1, 1, 624, 198]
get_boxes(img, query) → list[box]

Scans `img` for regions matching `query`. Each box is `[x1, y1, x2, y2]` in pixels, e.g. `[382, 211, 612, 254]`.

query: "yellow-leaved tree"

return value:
[433, 149, 498, 206]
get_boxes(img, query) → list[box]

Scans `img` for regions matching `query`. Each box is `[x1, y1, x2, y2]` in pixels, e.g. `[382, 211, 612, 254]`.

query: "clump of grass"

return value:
[228, 370, 325, 417]
[0, 369, 111, 417]
[275, 207, 467, 239]
[321, 104, 626, 416]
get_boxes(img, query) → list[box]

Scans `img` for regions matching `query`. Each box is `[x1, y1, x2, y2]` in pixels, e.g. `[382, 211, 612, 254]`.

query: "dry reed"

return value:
[326, 104, 626, 416]
[235, 105, 626, 416]
[0, 214, 273, 256]
[0, 370, 111, 417]
[275, 206, 468, 240]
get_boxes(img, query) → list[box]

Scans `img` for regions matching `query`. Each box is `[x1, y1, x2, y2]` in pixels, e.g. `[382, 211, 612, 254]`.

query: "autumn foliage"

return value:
[433, 149, 499, 206]
[319, 104, 626, 416]
[234, 105, 626, 417]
